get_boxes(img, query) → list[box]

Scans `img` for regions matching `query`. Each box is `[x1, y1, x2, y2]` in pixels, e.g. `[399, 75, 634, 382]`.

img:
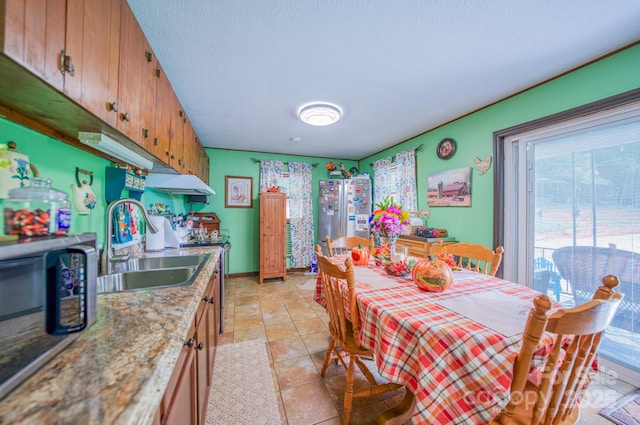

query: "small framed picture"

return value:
[437, 138, 457, 160]
[225, 176, 253, 208]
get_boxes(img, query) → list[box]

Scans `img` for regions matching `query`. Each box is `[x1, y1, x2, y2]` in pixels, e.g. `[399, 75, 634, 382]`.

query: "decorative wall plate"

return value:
[437, 138, 456, 160]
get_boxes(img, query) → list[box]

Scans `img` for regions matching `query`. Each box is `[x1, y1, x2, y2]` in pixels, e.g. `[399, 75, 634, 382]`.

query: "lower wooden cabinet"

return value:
[162, 324, 197, 425]
[160, 258, 220, 425]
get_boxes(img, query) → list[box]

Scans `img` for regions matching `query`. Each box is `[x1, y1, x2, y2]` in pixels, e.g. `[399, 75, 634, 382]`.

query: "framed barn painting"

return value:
[427, 167, 472, 207]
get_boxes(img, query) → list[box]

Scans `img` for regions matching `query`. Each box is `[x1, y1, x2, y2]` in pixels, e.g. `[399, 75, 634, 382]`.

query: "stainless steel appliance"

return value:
[0, 233, 97, 400]
[180, 234, 230, 333]
[318, 178, 372, 255]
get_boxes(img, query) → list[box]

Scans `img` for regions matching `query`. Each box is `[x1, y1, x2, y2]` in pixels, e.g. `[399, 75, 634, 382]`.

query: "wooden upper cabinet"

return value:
[64, 0, 121, 127]
[1, 0, 66, 90]
[153, 60, 172, 160]
[164, 95, 184, 170]
[182, 113, 195, 174]
[117, 1, 156, 152]
[0, 0, 204, 177]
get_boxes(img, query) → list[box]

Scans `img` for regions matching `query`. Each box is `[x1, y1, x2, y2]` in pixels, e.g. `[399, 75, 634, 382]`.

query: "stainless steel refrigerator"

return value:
[318, 178, 372, 255]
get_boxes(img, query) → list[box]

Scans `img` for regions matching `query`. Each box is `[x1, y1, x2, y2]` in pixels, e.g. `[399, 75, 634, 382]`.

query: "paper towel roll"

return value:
[146, 216, 166, 251]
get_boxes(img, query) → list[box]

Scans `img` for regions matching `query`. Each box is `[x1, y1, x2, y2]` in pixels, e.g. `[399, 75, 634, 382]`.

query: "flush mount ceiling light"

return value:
[298, 103, 342, 126]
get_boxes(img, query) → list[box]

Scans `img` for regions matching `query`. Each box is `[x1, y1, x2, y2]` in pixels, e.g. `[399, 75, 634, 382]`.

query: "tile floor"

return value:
[219, 272, 637, 425]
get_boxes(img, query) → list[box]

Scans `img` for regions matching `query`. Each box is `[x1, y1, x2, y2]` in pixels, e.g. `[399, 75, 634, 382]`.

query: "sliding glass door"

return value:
[502, 101, 640, 378]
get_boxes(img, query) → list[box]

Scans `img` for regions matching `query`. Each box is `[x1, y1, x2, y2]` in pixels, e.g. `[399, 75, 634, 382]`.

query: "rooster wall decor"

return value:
[474, 155, 492, 175]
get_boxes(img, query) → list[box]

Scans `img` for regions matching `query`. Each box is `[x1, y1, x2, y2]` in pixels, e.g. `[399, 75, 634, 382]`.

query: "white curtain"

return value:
[288, 162, 314, 268]
[372, 156, 393, 206]
[395, 148, 418, 212]
[259, 160, 284, 192]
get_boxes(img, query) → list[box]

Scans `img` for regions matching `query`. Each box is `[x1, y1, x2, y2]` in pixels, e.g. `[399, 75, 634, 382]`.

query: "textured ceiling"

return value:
[127, 0, 640, 160]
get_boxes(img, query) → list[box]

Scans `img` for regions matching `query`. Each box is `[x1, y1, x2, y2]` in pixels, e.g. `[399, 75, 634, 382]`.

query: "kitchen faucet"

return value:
[102, 198, 158, 275]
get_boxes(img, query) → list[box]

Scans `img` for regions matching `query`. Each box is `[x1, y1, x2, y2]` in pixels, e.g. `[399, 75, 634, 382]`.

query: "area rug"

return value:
[206, 339, 283, 425]
[599, 389, 640, 425]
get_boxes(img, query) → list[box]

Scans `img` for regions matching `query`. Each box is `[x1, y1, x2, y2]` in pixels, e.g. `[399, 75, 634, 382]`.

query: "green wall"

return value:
[0, 118, 110, 241]
[0, 117, 191, 247]
[361, 43, 640, 250]
[203, 149, 357, 274]
[2, 43, 639, 274]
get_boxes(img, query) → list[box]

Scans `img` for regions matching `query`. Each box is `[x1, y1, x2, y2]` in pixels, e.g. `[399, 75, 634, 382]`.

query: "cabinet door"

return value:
[260, 193, 286, 282]
[153, 60, 172, 161]
[194, 302, 209, 425]
[162, 333, 197, 425]
[207, 267, 220, 379]
[2, 0, 65, 90]
[117, 1, 156, 151]
[64, 0, 121, 126]
[160, 92, 187, 171]
[181, 114, 195, 174]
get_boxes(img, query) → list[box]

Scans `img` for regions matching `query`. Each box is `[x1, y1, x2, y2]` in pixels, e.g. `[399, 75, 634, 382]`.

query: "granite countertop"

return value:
[0, 246, 223, 425]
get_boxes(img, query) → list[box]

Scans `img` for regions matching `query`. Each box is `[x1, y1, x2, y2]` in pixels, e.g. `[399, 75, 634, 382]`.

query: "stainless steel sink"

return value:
[113, 254, 210, 272]
[98, 253, 211, 293]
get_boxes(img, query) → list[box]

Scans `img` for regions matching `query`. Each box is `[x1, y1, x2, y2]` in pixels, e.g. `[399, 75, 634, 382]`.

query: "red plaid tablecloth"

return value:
[314, 257, 556, 425]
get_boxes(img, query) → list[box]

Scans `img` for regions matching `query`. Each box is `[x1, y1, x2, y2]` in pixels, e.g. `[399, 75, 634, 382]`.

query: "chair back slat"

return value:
[316, 251, 359, 342]
[443, 242, 504, 276]
[326, 234, 374, 256]
[498, 276, 623, 425]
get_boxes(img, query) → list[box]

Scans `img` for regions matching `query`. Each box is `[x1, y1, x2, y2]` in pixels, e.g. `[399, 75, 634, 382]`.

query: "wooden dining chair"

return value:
[326, 234, 374, 256]
[492, 275, 623, 425]
[316, 251, 414, 425]
[442, 242, 504, 276]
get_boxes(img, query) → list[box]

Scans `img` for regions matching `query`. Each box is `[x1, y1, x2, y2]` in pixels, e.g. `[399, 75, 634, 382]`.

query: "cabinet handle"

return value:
[156, 68, 161, 78]
[59, 50, 75, 76]
[178, 159, 182, 166]
[120, 112, 131, 122]
[197, 342, 204, 350]
[203, 296, 210, 302]
[145, 49, 153, 63]
[208, 297, 215, 304]
[153, 137, 158, 146]
[142, 128, 149, 138]
[184, 337, 195, 348]
[107, 101, 118, 112]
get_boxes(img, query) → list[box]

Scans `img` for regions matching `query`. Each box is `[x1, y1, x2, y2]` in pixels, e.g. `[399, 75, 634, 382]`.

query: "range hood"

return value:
[145, 173, 216, 196]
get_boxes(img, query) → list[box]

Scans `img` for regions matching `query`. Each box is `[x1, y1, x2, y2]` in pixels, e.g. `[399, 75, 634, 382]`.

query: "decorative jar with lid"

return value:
[4, 178, 71, 237]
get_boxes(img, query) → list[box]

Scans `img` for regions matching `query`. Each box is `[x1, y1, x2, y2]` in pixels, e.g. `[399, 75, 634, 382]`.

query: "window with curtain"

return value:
[288, 162, 314, 268]
[373, 148, 418, 212]
[259, 160, 314, 269]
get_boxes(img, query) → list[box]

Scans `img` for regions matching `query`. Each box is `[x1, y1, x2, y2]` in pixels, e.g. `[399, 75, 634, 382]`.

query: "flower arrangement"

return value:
[384, 260, 411, 277]
[433, 252, 460, 270]
[372, 242, 390, 258]
[369, 196, 410, 240]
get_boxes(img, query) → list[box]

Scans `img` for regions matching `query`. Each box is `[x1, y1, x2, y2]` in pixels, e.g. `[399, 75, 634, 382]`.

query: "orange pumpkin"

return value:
[412, 258, 454, 292]
[351, 245, 370, 266]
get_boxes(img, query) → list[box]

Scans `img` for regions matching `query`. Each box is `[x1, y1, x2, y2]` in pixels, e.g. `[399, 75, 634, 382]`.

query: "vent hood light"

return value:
[78, 132, 154, 170]
[146, 173, 216, 196]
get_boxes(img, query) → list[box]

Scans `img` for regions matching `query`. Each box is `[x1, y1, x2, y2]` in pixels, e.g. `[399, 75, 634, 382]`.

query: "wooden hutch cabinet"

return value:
[395, 235, 456, 258]
[259, 192, 287, 284]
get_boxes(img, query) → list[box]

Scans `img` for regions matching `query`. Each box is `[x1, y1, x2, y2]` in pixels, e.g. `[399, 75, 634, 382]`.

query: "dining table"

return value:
[313, 256, 558, 425]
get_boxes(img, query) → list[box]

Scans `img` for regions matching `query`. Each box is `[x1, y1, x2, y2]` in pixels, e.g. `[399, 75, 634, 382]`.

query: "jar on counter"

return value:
[4, 178, 71, 237]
